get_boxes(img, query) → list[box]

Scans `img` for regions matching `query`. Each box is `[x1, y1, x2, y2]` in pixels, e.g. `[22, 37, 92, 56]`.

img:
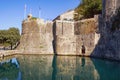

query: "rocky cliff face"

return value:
[91, 0, 120, 61]
[17, 19, 53, 54]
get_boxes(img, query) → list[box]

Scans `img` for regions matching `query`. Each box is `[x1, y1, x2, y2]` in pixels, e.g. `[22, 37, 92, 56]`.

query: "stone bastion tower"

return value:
[17, 14, 54, 54]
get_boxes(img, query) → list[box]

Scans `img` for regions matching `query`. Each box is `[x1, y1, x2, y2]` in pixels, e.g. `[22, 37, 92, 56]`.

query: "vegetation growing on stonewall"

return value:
[0, 27, 20, 50]
[31, 17, 38, 20]
[74, 0, 102, 21]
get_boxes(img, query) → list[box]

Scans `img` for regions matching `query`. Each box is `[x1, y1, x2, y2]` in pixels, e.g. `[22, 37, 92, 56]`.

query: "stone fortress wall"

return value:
[18, 14, 100, 56]
[1, 0, 120, 61]
[55, 16, 100, 56]
[17, 0, 120, 60]
[17, 16, 54, 54]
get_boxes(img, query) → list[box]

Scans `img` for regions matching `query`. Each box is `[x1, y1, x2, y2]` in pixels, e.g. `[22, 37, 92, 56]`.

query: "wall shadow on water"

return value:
[91, 58, 120, 80]
[52, 55, 100, 80]
[52, 55, 57, 80]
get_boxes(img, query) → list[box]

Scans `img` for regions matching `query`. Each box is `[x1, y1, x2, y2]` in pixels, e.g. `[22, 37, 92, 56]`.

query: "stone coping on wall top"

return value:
[55, 20, 75, 23]
[22, 19, 53, 25]
[23, 18, 44, 23]
[55, 18, 95, 23]
[56, 33, 96, 37]
[75, 18, 95, 23]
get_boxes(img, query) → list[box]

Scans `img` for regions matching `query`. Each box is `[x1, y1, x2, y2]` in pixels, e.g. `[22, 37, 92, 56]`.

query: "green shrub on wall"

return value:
[31, 17, 38, 20]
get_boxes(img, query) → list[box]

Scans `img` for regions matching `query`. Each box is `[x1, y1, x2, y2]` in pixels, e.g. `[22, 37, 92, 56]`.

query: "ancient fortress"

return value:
[18, 0, 120, 60]
[17, 13, 99, 56]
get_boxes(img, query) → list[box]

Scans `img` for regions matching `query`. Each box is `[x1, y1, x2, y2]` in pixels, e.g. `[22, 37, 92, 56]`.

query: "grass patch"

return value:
[39, 45, 44, 48]
[31, 17, 38, 20]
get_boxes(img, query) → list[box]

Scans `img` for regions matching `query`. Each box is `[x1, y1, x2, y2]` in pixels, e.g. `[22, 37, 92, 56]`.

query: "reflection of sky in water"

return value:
[11, 58, 19, 68]
[0, 58, 19, 68]
[0, 58, 21, 80]
[17, 71, 22, 80]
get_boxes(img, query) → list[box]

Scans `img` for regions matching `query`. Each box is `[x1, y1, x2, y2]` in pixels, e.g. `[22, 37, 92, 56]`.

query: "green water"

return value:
[0, 55, 120, 80]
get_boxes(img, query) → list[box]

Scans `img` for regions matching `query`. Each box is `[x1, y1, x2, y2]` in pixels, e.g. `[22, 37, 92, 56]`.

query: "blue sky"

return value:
[0, 0, 80, 32]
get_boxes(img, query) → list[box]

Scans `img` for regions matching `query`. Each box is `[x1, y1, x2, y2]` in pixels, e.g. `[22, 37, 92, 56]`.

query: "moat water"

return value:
[0, 55, 120, 80]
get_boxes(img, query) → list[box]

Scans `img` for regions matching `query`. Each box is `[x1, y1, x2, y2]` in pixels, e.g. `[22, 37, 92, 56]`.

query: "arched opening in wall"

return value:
[81, 45, 86, 55]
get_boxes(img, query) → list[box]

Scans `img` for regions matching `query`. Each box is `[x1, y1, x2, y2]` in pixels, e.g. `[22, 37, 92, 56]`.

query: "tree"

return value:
[74, 0, 102, 20]
[0, 27, 20, 50]
[7, 28, 20, 50]
[0, 30, 7, 45]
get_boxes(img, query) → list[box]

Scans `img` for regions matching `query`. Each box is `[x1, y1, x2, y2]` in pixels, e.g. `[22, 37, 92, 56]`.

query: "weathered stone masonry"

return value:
[54, 17, 100, 56]
[17, 19, 54, 54]
[91, 0, 120, 61]
[16, 0, 120, 61]
[17, 15, 100, 56]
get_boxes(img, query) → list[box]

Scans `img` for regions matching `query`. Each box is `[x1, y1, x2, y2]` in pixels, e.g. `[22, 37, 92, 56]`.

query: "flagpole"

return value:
[30, 8, 32, 14]
[24, 4, 27, 19]
[39, 7, 41, 18]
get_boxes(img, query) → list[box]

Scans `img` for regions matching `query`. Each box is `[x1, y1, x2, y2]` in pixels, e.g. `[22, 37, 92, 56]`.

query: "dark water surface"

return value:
[0, 55, 120, 80]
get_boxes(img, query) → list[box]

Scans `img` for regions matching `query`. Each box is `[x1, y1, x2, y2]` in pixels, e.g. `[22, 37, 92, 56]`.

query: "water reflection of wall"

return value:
[16, 55, 53, 80]
[52, 56, 100, 80]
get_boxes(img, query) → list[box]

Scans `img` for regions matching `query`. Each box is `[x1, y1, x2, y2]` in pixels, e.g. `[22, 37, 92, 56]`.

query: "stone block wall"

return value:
[56, 35, 76, 55]
[55, 20, 74, 36]
[74, 18, 96, 35]
[55, 20, 76, 55]
[55, 17, 99, 56]
[17, 19, 54, 54]
[16, 0, 120, 61]
[18, 16, 99, 56]
[76, 33, 96, 56]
